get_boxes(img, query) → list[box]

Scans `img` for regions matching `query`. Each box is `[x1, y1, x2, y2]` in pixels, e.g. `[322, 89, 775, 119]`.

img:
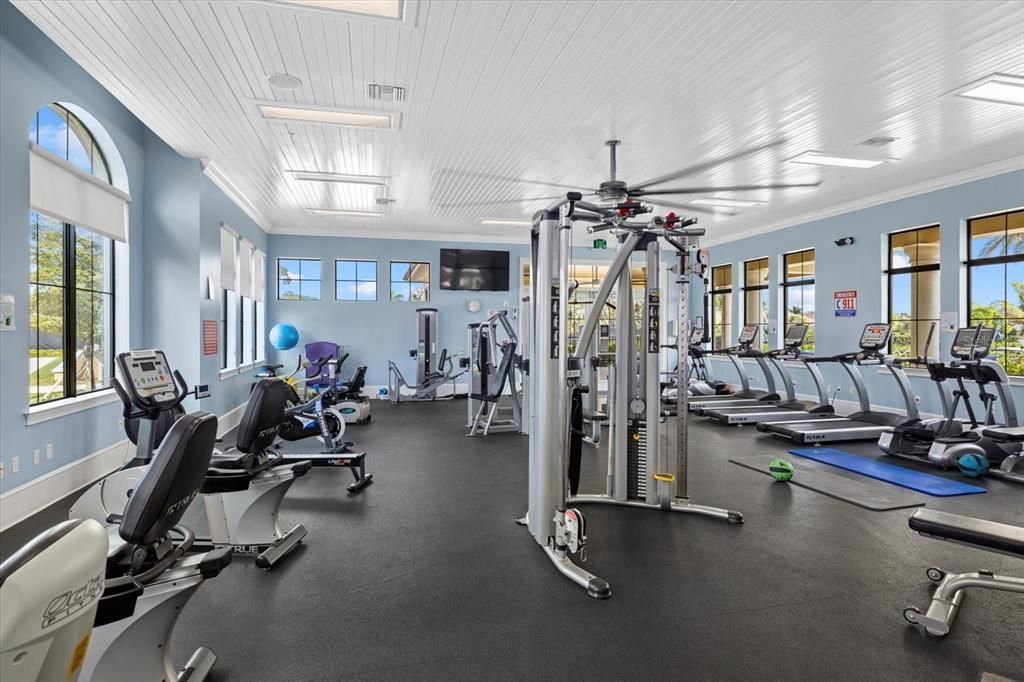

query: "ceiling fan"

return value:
[439, 138, 820, 216]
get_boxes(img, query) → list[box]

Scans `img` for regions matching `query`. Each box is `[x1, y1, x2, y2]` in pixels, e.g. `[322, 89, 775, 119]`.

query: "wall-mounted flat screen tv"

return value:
[439, 248, 510, 291]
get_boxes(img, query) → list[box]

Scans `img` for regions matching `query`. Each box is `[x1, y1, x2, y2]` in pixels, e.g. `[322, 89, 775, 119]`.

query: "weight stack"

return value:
[626, 418, 648, 500]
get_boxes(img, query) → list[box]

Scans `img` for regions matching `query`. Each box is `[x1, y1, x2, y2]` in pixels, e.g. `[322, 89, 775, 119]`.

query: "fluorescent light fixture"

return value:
[308, 208, 384, 217]
[289, 170, 390, 186]
[258, 103, 395, 129]
[689, 198, 762, 209]
[789, 151, 888, 169]
[478, 218, 533, 226]
[953, 72, 1024, 106]
[278, 0, 403, 19]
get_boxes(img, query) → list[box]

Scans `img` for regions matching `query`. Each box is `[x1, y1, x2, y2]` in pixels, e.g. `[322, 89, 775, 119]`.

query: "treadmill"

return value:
[700, 325, 837, 425]
[757, 322, 921, 444]
[687, 325, 780, 412]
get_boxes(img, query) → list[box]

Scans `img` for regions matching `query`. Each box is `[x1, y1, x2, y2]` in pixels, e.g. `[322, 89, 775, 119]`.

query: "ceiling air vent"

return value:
[859, 136, 896, 147]
[375, 197, 397, 206]
[367, 83, 406, 102]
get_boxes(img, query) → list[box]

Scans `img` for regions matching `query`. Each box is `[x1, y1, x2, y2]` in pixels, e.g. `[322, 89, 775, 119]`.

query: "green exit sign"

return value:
[593, 238, 607, 250]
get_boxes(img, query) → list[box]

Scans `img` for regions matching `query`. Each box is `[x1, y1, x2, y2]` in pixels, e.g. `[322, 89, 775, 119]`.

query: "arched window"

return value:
[28, 104, 118, 405]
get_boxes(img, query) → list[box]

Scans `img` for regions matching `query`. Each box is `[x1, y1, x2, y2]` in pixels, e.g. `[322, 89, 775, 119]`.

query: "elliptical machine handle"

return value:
[111, 377, 145, 420]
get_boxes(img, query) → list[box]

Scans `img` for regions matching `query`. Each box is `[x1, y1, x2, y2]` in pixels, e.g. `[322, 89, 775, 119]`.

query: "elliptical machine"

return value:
[70, 349, 311, 569]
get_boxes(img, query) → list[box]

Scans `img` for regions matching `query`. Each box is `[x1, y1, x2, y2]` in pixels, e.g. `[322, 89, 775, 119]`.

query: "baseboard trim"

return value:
[0, 400, 251, 533]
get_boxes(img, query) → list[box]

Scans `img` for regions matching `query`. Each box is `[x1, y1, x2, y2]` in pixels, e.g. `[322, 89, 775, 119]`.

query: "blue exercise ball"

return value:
[957, 452, 990, 479]
[269, 323, 300, 350]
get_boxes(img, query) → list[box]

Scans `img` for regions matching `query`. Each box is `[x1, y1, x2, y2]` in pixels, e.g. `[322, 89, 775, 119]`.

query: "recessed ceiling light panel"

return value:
[789, 151, 888, 169]
[289, 170, 390, 185]
[276, 0, 404, 20]
[267, 73, 303, 90]
[308, 208, 384, 217]
[258, 103, 396, 129]
[478, 218, 533, 226]
[689, 198, 762, 209]
[953, 72, 1024, 106]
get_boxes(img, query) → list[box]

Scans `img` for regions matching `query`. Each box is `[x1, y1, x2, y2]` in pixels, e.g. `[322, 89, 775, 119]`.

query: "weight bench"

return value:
[903, 508, 1024, 637]
[981, 426, 1024, 484]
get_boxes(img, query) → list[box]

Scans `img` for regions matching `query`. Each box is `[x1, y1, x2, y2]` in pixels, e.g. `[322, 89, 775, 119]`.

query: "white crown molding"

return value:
[201, 159, 274, 235]
[703, 156, 1024, 247]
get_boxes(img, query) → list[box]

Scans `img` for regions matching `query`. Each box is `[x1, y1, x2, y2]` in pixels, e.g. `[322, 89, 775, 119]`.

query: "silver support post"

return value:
[645, 239, 663, 507]
[675, 247, 690, 500]
[614, 246, 632, 502]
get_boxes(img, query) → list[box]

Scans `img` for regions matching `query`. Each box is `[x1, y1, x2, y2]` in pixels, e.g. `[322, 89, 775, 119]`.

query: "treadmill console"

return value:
[858, 323, 891, 350]
[783, 324, 808, 347]
[737, 325, 758, 346]
[951, 326, 994, 360]
[116, 350, 176, 405]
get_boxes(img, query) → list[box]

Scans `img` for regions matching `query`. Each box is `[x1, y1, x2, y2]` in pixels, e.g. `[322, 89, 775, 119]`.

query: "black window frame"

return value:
[277, 257, 322, 301]
[335, 259, 378, 301]
[389, 260, 430, 302]
[28, 103, 117, 406]
[742, 257, 770, 351]
[885, 225, 941, 364]
[709, 264, 733, 350]
[781, 248, 815, 352]
[965, 210, 1024, 376]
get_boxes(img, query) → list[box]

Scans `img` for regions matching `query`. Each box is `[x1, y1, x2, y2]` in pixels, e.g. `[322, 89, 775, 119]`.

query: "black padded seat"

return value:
[338, 365, 367, 397]
[983, 426, 1024, 442]
[237, 379, 289, 454]
[583, 410, 608, 423]
[909, 509, 1024, 557]
[120, 413, 218, 547]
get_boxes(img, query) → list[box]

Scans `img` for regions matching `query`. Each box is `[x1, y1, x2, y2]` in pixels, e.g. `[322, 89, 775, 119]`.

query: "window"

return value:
[223, 290, 240, 370]
[242, 296, 254, 364]
[967, 210, 1024, 376]
[278, 258, 321, 300]
[710, 264, 733, 350]
[336, 260, 377, 300]
[782, 249, 815, 352]
[743, 257, 770, 351]
[390, 261, 430, 301]
[887, 226, 940, 362]
[28, 104, 116, 406]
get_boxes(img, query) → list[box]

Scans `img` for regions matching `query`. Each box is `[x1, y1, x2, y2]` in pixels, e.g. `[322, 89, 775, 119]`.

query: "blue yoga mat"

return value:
[789, 448, 986, 497]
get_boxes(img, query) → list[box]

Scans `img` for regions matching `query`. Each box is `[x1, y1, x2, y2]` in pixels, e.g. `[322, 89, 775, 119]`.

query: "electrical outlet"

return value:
[46, 443, 53, 460]
[33, 449, 40, 465]
[11, 456, 19, 474]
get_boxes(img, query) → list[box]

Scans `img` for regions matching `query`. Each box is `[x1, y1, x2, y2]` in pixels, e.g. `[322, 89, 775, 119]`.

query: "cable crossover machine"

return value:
[520, 190, 743, 599]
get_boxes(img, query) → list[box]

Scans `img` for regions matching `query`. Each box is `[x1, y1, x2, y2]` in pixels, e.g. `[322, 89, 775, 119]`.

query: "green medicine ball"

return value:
[769, 458, 795, 482]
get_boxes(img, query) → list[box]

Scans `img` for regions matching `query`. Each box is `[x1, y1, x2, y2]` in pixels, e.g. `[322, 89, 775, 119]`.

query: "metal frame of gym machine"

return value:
[521, 192, 743, 599]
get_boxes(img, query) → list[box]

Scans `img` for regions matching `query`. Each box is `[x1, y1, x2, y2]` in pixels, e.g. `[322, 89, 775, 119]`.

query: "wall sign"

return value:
[203, 319, 219, 355]
[834, 290, 857, 317]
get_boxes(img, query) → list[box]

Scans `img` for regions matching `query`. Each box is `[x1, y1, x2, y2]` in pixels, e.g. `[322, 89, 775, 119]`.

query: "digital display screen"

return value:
[439, 249, 510, 291]
[140, 361, 155, 372]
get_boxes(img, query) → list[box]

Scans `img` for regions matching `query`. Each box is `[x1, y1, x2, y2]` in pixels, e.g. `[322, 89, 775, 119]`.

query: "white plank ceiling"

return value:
[13, 0, 1024, 243]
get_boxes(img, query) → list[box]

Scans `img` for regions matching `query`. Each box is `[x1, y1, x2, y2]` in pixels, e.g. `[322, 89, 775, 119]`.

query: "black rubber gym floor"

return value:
[3, 401, 1022, 681]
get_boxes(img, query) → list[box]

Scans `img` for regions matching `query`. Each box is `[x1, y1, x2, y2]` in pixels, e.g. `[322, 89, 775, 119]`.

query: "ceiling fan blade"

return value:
[439, 168, 584, 192]
[631, 138, 789, 189]
[633, 182, 821, 197]
[645, 198, 737, 217]
[437, 195, 567, 209]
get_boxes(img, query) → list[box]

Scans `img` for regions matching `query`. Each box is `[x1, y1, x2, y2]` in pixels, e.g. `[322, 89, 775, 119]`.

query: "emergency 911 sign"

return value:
[834, 290, 857, 317]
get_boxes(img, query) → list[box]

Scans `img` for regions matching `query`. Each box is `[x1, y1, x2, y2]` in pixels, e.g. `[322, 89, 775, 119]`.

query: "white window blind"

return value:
[253, 249, 266, 302]
[220, 227, 237, 291]
[238, 239, 253, 299]
[29, 144, 129, 242]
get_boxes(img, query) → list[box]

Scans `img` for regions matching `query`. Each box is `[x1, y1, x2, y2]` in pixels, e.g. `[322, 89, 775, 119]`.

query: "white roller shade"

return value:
[220, 227, 237, 291]
[29, 144, 130, 242]
[253, 250, 266, 302]
[238, 240, 253, 299]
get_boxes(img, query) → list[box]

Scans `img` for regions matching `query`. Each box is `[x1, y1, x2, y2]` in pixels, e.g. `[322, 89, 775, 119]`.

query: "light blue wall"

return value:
[701, 170, 1024, 422]
[266, 235, 531, 386]
[0, 1, 268, 494]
